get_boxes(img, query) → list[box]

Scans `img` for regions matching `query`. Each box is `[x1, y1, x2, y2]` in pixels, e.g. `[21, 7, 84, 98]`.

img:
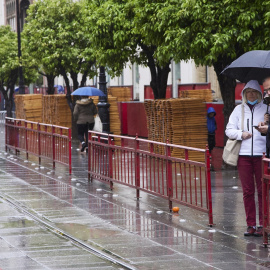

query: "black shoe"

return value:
[81, 142, 87, 152]
[244, 226, 256, 236]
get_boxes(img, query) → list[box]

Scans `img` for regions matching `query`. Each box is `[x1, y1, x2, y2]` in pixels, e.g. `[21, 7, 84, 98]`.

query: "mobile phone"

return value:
[252, 125, 258, 128]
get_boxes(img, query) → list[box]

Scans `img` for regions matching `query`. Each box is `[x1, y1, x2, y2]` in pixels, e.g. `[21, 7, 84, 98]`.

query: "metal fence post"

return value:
[166, 140, 173, 211]
[68, 128, 72, 175]
[108, 135, 113, 190]
[135, 135, 140, 200]
[38, 123, 41, 165]
[52, 125, 55, 169]
[15, 120, 20, 154]
[262, 153, 269, 246]
[205, 146, 214, 226]
[25, 121, 28, 160]
[88, 131, 92, 182]
[5, 117, 7, 152]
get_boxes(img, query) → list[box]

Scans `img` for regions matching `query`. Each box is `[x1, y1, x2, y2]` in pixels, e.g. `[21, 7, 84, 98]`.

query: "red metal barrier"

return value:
[5, 117, 72, 174]
[88, 131, 213, 225]
[262, 154, 270, 246]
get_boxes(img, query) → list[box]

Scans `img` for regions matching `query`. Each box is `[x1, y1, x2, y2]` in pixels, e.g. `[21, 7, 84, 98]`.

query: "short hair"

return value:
[263, 77, 270, 84]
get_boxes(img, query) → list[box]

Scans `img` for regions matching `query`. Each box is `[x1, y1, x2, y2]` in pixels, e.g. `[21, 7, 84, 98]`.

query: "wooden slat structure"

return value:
[15, 94, 43, 123]
[42, 95, 72, 128]
[144, 98, 208, 161]
[108, 87, 132, 101]
[91, 95, 121, 145]
[179, 89, 213, 102]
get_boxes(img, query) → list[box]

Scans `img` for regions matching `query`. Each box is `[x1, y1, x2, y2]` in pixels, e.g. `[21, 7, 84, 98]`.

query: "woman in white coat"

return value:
[225, 80, 267, 237]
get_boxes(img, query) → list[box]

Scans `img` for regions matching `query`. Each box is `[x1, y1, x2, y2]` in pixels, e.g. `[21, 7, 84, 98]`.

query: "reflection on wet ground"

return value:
[0, 199, 122, 269]
[0, 137, 270, 269]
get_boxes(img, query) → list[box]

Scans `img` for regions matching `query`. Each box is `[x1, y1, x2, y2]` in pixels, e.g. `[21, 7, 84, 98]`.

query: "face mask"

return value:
[247, 99, 258, 105]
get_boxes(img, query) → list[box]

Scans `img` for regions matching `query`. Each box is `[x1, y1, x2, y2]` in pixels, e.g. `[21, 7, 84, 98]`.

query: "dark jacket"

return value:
[266, 125, 270, 157]
[73, 98, 97, 124]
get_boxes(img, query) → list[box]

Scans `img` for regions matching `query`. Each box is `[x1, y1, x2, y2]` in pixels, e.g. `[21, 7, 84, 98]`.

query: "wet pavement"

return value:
[1, 131, 270, 269]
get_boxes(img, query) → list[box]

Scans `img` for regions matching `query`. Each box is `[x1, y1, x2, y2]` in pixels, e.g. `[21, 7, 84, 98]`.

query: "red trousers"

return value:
[237, 156, 263, 227]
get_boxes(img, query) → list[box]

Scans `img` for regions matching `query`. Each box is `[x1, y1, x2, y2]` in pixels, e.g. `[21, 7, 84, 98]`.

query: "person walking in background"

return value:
[73, 96, 97, 152]
[225, 80, 267, 237]
[207, 107, 217, 154]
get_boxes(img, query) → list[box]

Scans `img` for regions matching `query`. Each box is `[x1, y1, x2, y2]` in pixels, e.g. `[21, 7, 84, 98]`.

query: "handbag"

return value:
[93, 115, 103, 133]
[222, 105, 244, 166]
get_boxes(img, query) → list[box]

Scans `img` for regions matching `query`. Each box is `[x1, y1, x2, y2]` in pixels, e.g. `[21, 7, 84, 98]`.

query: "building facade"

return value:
[4, 0, 31, 30]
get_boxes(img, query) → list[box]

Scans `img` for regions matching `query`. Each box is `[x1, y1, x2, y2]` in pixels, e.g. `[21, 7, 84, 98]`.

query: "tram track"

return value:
[0, 192, 137, 270]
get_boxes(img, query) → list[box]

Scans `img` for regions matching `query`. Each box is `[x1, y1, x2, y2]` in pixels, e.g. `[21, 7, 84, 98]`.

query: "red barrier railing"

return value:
[262, 154, 270, 246]
[88, 131, 213, 226]
[5, 117, 72, 174]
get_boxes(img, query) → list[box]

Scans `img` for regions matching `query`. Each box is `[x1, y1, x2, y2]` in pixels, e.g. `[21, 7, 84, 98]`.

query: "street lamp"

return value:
[97, 66, 110, 133]
[16, 0, 25, 94]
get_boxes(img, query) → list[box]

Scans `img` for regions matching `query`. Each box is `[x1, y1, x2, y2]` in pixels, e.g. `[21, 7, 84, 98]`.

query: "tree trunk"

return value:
[1, 86, 15, 117]
[80, 71, 87, 87]
[60, 69, 78, 139]
[46, 74, 55, 95]
[149, 63, 171, 99]
[140, 43, 171, 99]
[0, 70, 17, 117]
[70, 71, 79, 92]
[213, 61, 236, 145]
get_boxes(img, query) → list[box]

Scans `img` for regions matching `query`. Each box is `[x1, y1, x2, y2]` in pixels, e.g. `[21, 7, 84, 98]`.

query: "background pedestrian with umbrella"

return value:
[71, 87, 104, 152]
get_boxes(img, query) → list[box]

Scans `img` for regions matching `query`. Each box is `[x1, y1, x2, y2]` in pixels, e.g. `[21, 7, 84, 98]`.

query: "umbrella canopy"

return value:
[221, 50, 270, 84]
[71, 87, 105, 97]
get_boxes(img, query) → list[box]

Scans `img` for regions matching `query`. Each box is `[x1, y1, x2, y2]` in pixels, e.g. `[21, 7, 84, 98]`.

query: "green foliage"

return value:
[83, 0, 176, 98]
[84, 0, 179, 73]
[160, 0, 270, 129]
[164, 0, 268, 67]
[0, 25, 19, 83]
[22, 0, 96, 87]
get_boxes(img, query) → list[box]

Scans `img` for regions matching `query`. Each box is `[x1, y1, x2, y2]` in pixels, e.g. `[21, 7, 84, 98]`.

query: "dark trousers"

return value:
[237, 156, 263, 226]
[208, 133, 216, 153]
[77, 123, 94, 143]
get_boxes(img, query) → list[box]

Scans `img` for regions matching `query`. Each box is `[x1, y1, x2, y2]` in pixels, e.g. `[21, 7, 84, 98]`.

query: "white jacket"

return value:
[225, 102, 267, 156]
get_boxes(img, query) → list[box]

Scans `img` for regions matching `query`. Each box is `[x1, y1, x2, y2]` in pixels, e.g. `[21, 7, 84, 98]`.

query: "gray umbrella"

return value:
[221, 50, 270, 84]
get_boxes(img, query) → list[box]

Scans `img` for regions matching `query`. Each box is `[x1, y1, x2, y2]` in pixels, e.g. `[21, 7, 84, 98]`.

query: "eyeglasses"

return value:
[264, 88, 270, 92]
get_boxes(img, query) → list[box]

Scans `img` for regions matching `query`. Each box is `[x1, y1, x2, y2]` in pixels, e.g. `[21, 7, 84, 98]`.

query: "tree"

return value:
[162, 0, 268, 132]
[22, 0, 96, 109]
[83, 0, 177, 99]
[0, 25, 38, 117]
[0, 26, 19, 117]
